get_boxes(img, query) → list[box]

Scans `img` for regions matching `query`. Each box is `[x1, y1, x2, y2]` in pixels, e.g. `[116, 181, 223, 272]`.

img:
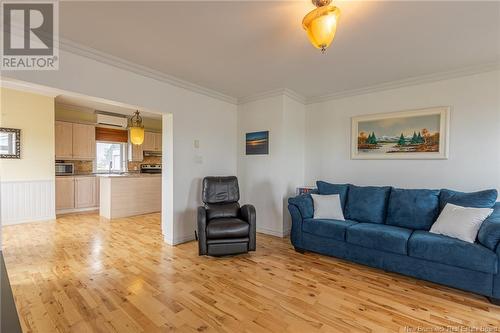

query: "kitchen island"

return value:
[98, 173, 161, 219]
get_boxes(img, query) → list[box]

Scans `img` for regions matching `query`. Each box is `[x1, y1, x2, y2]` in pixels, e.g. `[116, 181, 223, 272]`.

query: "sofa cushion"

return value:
[316, 181, 349, 210]
[439, 189, 498, 211]
[288, 194, 314, 219]
[477, 203, 500, 251]
[345, 185, 392, 224]
[206, 218, 249, 239]
[303, 218, 357, 241]
[386, 188, 440, 230]
[346, 223, 413, 255]
[408, 230, 497, 274]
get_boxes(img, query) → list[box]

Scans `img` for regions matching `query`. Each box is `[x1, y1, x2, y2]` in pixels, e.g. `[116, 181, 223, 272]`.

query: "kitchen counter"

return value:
[96, 173, 161, 178]
[99, 174, 161, 219]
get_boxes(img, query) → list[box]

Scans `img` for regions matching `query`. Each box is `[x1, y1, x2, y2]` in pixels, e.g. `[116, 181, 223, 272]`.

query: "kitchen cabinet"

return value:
[143, 131, 156, 151]
[72, 123, 96, 159]
[154, 132, 162, 152]
[56, 177, 75, 210]
[55, 121, 73, 159]
[55, 121, 95, 160]
[75, 176, 99, 208]
[143, 131, 162, 152]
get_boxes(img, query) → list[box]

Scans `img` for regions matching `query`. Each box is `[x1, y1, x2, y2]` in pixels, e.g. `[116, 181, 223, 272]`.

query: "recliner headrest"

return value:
[202, 176, 240, 204]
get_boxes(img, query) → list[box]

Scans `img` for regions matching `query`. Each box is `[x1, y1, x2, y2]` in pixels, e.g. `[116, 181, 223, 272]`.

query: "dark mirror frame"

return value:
[0, 128, 21, 159]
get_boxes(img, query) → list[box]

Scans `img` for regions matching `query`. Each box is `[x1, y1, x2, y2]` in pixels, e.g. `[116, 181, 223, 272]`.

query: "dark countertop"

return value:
[1, 252, 22, 333]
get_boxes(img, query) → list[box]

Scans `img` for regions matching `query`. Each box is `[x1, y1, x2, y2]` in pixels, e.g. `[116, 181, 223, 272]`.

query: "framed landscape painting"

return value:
[351, 107, 450, 160]
[246, 131, 269, 155]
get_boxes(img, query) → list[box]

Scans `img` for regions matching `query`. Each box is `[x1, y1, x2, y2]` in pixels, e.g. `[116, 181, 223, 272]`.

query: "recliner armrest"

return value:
[197, 206, 208, 255]
[240, 204, 256, 251]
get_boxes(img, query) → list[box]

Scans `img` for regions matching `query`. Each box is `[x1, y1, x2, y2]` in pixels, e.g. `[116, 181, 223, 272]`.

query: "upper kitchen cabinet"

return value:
[72, 123, 96, 159]
[143, 131, 162, 152]
[55, 121, 73, 159]
[154, 132, 162, 152]
[55, 121, 96, 160]
[143, 131, 155, 151]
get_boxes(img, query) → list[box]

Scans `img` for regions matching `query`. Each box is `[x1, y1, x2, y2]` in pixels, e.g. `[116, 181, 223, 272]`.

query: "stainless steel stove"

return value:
[140, 164, 162, 174]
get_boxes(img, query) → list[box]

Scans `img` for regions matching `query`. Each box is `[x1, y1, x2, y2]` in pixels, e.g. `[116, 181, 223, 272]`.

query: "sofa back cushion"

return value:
[345, 185, 391, 224]
[386, 188, 440, 230]
[477, 203, 500, 251]
[316, 181, 349, 210]
[439, 189, 498, 211]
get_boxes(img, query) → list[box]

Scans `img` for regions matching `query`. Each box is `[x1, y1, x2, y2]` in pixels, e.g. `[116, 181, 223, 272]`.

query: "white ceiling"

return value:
[59, 1, 500, 100]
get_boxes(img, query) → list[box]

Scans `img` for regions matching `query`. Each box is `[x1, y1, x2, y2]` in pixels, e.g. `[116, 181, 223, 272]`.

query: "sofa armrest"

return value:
[288, 194, 314, 219]
[478, 203, 500, 251]
[197, 206, 208, 255]
[288, 204, 304, 249]
[240, 204, 256, 251]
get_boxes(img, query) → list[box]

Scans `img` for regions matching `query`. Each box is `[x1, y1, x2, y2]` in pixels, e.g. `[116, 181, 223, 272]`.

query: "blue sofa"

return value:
[288, 181, 500, 304]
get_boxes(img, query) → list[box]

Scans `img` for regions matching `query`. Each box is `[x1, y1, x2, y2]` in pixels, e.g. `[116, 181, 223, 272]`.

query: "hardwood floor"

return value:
[2, 213, 500, 332]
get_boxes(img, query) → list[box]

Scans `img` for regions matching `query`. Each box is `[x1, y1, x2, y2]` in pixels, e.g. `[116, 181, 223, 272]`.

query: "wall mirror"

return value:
[0, 128, 21, 159]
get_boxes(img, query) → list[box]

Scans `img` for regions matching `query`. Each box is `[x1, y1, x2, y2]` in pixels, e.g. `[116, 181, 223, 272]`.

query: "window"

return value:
[96, 142, 128, 173]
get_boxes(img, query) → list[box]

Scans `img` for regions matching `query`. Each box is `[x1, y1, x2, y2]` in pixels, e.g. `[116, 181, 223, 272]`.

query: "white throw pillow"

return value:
[311, 194, 345, 220]
[430, 203, 493, 243]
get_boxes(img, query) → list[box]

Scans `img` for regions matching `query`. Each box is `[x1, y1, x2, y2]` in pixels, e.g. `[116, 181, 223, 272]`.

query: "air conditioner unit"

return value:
[96, 111, 128, 128]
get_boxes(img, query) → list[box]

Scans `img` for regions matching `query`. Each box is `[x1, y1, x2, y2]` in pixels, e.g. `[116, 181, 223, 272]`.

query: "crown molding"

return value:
[0, 78, 60, 97]
[238, 88, 306, 105]
[306, 61, 500, 104]
[59, 38, 238, 105]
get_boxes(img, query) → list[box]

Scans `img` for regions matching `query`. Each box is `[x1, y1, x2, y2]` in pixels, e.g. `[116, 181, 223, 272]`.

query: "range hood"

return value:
[144, 151, 162, 157]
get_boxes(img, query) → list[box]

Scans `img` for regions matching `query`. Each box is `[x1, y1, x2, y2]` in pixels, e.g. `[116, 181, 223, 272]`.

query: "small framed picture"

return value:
[246, 131, 269, 155]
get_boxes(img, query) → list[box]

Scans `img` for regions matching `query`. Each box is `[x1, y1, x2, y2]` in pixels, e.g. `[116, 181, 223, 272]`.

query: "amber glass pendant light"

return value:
[302, 0, 341, 53]
[129, 110, 145, 145]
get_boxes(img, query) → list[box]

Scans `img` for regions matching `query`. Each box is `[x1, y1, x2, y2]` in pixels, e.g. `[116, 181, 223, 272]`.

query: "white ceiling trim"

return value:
[0, 78, 60, 97]
[59, 38, 238, 105]
[237, 88, 306, 105]
[306, 61, 500, 104]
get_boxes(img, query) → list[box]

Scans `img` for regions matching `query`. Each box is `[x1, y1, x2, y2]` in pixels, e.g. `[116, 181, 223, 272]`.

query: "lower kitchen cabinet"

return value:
[56, 177, 75, 210]
[75, 177, 99, 208]
[56, 176, 99, 213]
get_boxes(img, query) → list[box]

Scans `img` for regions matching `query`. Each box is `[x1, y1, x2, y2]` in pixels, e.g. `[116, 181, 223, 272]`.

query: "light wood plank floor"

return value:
[2, 213, 500, 333]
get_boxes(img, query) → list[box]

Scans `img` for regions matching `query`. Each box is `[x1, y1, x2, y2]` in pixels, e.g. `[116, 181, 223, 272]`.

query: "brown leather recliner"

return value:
[197, 176, 256, 256]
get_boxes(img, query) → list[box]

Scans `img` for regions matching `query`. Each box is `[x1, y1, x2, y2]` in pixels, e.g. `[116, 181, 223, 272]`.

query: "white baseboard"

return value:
[257, 227, 287, 238]
[168, 234, 195, 245]
[2, 215, 56, 226]
[56, 207, 98, 215]
[1, 180, 56, 226]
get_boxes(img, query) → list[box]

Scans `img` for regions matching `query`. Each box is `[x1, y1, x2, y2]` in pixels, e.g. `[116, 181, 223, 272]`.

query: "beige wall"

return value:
[0, 88, 55, 181]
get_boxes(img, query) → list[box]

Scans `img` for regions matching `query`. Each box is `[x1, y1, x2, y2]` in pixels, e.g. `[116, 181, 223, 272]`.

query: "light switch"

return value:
[194, 139, 200, 149]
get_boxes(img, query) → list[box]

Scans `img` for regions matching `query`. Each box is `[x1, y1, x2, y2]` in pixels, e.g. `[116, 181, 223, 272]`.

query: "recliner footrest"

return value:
[208, 242, 248, 256]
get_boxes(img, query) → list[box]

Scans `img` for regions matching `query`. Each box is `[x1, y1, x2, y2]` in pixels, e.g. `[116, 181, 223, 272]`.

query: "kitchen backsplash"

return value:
[59, 157, 161, 174]
[58, 160, 93, 174]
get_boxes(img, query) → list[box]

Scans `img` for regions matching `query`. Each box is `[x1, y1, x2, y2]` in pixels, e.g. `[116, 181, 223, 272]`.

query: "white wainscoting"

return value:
[1, 180, 56, 225]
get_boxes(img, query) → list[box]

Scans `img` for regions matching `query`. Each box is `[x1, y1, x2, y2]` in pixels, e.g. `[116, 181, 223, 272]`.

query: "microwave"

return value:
[55, 162, 74, 176]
